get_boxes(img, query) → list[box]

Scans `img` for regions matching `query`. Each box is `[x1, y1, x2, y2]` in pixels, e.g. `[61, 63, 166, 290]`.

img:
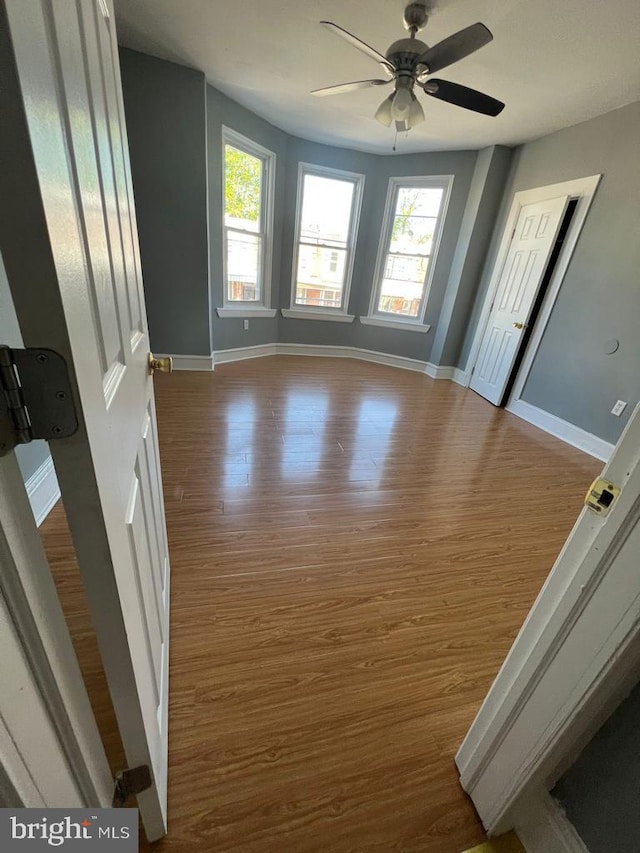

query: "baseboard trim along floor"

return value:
[461, 831, 525, 853]
[25, 455, 60, 527]
[207, 345, 612, 462]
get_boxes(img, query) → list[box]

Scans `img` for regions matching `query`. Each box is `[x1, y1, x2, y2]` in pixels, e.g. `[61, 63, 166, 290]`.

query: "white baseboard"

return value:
[515, 791, 589, 853]
[25, 456, 60, 527]
[452, 367, 469, 386]
[212, 342, 458, 379]
[507, 398, 614, 462]
[163, 354, 214, 371]
[214, 343, 278, 364]
[193, 345, 612, 464]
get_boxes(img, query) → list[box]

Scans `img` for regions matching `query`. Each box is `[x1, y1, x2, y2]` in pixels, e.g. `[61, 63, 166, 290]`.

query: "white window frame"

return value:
[364, 175, 453, 329]
[286, 162, 365, 322]
[219, 126, 276, 317]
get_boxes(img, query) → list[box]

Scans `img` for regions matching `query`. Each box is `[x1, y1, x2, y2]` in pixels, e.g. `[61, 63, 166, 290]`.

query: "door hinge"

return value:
[0, 346, 78, 457]
[585, 477, 621, 517]
[113, 765, 153, 808]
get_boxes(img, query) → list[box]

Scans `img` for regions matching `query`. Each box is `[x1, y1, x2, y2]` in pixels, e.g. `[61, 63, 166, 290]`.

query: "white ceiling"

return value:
[114, 0, 640, 154]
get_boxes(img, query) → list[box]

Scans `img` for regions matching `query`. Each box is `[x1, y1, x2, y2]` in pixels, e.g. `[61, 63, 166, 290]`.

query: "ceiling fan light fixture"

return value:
[375, 94, 394, 127]
[391, 86, 413, 120]
[408, 92, 425, 128]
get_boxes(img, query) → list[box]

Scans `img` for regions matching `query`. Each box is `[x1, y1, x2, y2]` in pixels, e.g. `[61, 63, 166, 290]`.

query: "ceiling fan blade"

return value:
[423, 79, 505, 116]
[311, 79, 391, 97]
[321, 21, 395, 73]
[417, 23, 493, 74]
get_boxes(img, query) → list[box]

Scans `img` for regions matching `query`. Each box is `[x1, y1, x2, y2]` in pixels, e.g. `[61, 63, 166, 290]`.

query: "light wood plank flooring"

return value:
[40, 356, 600, 852]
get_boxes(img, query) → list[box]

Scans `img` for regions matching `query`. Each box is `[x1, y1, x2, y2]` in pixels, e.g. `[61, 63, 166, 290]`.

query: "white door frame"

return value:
[0, 453, 112, 808]
[464, 175, 601, 395]
[456, 401, 640, 837]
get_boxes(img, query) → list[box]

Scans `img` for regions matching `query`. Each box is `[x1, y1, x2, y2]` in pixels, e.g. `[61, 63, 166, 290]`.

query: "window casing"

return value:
[367, 176, 453, 325]
[290, 163, 365, 315]
[222, 127, 275, 309]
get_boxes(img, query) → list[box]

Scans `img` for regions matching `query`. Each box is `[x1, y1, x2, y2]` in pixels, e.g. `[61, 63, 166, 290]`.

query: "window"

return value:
[290, 164, 365, 315]
[222, 128, 275, 309]
[368, 176, 452, 325]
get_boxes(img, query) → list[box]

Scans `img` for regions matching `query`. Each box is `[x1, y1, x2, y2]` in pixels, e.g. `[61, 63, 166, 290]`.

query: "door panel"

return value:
[1, 0, 170, 839]
[470, 195, 570, 405]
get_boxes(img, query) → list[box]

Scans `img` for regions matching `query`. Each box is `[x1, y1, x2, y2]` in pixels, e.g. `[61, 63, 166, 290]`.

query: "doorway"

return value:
[466, 175, 601, 408]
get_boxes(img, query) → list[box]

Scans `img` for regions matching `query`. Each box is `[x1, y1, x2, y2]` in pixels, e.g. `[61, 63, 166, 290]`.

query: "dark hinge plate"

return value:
[0, 345, 78, 457]
[113, 765, 153, 808]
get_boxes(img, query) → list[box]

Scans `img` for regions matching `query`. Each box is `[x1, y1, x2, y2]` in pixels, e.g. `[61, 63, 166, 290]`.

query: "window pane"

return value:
[397, 186, 443, 218]
[300, 175, 354, 246]
[295, 245, 347, 308]
[224, 144, 262, 234]
[389, 215, 437, 255]
[226, 230, 262, 302]
[377, 253, 429, 318]
[389, 186, 442, 255]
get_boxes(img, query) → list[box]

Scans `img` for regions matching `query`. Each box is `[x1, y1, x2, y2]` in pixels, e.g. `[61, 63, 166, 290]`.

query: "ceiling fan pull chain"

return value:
[392, 126, 398, 152]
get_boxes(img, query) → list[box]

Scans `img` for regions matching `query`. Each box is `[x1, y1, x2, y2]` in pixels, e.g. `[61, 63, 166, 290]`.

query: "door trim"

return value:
[465, 175, 601, 398]
[455, 401, 640, 835]
[0, 453, 112, 808]
[514, 790, 589, 853]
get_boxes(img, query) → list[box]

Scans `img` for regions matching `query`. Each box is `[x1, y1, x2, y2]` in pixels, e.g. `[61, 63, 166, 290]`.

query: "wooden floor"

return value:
[41, 356, 600, 852]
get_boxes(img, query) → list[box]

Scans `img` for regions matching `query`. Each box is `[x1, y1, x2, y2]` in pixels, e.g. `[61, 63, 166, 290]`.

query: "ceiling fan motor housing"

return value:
[386, 38, 429, 78]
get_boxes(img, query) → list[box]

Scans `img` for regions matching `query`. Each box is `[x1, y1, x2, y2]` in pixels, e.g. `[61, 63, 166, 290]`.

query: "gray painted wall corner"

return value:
[553, 678, 640, 853]
[120, 48, 211, 356]
[459, 102, 640, 444]
[430, 144, 513, 367]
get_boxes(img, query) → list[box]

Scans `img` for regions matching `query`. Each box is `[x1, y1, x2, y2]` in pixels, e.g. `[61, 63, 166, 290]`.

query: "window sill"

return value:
[359, 316, 431, 333]
[216, 307, 277, 318]
[281, 309, 355, 324]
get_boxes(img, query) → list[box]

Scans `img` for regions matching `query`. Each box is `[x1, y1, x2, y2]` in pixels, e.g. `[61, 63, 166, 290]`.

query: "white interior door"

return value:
[469, 195, 570, 405]
[1, 0, 170, 840]
[457, 402, 640, 834]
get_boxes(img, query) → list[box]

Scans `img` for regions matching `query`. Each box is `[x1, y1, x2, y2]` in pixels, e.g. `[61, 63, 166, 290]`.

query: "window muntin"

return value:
[292, 166, 364, 312]
[370, 178, 451, 322]
[222, 130, 274, 306]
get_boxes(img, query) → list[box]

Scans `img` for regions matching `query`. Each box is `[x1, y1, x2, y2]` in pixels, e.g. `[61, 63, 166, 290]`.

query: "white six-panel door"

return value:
[469, 196, 570, 405]
[1, 0, 170, 840]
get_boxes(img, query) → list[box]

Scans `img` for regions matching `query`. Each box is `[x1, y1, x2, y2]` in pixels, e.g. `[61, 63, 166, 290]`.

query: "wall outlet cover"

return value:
[243, 319, 249, 331]
[611, 400, 627, 416]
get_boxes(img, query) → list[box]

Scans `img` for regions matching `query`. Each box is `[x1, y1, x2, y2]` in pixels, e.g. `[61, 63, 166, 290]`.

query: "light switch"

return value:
[611, 400, 627, 417]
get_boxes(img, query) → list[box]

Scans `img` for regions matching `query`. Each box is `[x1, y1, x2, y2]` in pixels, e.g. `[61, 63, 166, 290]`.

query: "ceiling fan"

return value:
[311, 2, 505, 132]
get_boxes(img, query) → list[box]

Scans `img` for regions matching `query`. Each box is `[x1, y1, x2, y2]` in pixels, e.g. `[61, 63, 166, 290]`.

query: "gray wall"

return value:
[120, 48, 211, 356]
[553, 679, 640, 853]
[430, 144, 513, 366]
[277, 139, 479, 362]
[0, 252, 51, 482]
[120, 47, 639, 445]
[461, 101, 640, 444]
[205, 89, 489, 362]
[206, 85, 288, 351]
[119, 48, 505, 366]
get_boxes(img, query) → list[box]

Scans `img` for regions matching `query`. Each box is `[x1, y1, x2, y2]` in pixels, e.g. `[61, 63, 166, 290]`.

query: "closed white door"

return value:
[470, 196, 569, 405]
[2, 0, 170, 840]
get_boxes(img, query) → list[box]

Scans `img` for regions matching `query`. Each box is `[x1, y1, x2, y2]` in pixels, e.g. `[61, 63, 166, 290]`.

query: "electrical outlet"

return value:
[243, 319, 249, 331]
[611, 400, 627, 417]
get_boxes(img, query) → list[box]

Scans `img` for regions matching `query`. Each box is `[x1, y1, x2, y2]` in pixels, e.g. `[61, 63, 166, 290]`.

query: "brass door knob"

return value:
[148, 354, 173, 375]
[513, 322, 526, 330]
